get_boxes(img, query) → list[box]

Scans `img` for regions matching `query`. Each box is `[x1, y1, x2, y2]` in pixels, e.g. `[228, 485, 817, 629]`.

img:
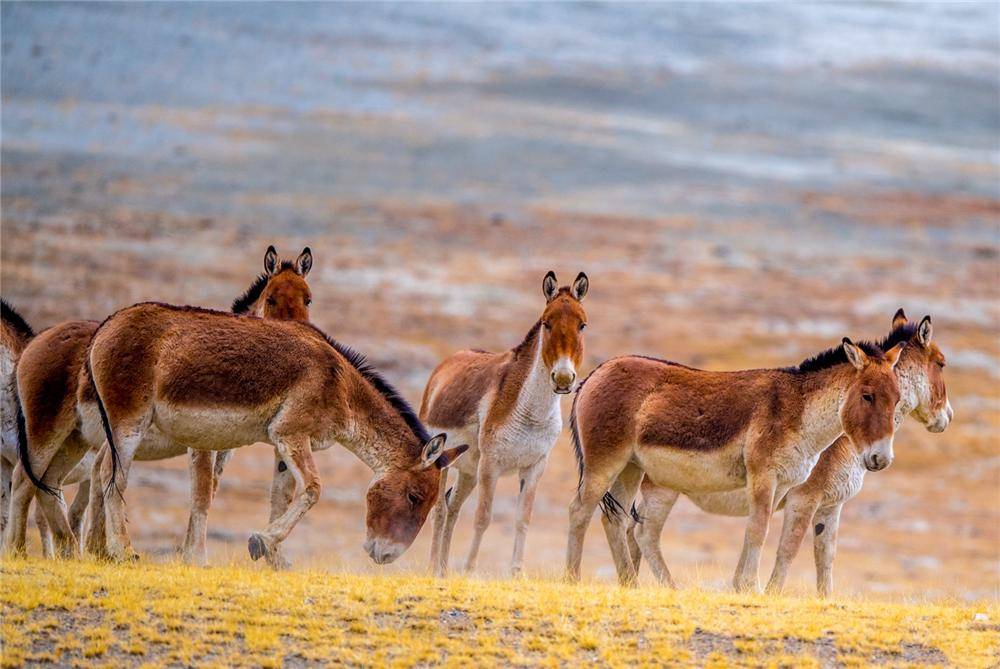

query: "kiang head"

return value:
[363, 434, 468, 565]
[259, 245, 313, 320]
[839, 338, 905, 472]
[540, 271, 589, 394]
[890, 309, 952, 434]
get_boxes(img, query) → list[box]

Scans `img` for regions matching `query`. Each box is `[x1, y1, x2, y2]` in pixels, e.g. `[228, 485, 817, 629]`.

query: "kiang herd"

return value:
[1, 246, 953, 596]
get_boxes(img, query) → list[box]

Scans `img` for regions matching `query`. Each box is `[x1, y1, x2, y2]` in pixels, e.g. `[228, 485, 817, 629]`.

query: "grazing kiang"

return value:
[422, 271, 589, 576]
[1, 299, 37, 538]
[2, 247, 314, 563]
[568, 331, 905, 592]
[83, 302, 467, 564]
[619, 311, 951, 595]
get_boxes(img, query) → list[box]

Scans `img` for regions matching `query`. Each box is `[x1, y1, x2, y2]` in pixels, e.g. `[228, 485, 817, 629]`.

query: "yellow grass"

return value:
[2, 558, 997, 667]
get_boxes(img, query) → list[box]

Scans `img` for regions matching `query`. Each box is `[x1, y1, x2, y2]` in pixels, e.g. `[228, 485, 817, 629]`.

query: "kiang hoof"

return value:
[248, 533, 269, 561]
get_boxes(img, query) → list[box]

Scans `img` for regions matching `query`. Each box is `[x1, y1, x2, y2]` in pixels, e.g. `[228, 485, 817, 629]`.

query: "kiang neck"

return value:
[338, 386, 415, 473]
[795, 366, 852, 457]
[511, 327, 561, 425]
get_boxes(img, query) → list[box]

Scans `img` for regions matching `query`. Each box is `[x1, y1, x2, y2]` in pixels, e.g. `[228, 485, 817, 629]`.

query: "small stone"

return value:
[973, 613, 989, 622]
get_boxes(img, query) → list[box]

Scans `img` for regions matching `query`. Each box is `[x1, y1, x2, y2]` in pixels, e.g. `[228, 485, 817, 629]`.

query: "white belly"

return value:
[151, 403, 272, 452]
[636, 442, 747, 494]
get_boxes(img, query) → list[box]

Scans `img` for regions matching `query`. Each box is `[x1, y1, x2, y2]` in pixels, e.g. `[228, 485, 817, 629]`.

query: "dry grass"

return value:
[2, 557, 998, 668]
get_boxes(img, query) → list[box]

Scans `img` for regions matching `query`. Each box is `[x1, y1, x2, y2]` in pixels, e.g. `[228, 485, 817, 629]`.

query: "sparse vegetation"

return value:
[2, 558, 997, 667]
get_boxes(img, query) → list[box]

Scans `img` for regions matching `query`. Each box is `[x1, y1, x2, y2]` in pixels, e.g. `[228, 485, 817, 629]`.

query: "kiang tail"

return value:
[15, 391, 57, 496]
[86, 353, 120, 499]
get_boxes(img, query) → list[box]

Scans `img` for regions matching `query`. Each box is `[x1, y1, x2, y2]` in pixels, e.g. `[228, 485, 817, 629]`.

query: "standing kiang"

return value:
[2, 246, 314, 563]
[619, 310, 952, 596]
[568, 327, 905, 592]
[82, 299, 467, 565]
[422, 271, 588, 576]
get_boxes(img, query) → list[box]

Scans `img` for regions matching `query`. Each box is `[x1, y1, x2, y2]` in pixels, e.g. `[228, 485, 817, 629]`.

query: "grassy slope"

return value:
[2, 558, 997, 668]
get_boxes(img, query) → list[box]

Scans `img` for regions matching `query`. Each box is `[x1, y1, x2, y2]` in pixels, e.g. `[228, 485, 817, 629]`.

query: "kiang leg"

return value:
[63, 449, 94, 539]
[263, 448, 295, 570]
[84, 446, 110, 558]
[429, 465, 450, 573]
[813, 504, 843, 598]
[181, 448, 216, 566]
[102, 414, 152, 562]
[212, 449, 233, 498]
[3, 429, 73, 557]
[33, 435, 89, 558]
[732, 470, 777, 593]
[34, 501, 54, 558]
[766, 488, 822, 594]
[435, 468, 476, 577]
[68, 478, 91, 539]
[247, 435, 319, 567]
[600, 461, 644, 586]
[463, 458, 499, 573]
[510, 456, 548, 576]
[632, 479, 680, 587]
[566, 453, 630, 583]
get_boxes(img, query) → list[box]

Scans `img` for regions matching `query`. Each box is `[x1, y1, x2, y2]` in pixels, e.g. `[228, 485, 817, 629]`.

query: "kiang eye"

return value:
[579, 323, 587, 331]
[936, 361, 945, 369]
[542, 321, 552, 330]
[862, 393, 874, 404]
[407, 491, 421, 507]
[266, 297, 277, 306]
[305, 297, 312, 306]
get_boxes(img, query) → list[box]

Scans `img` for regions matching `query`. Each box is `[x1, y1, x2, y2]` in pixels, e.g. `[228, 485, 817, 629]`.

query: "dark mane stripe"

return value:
[877, 322, 918, 352]
[498, 319, 543, 396]
[317, 332, 431, 447]
[231, 273, 269, 314]
[231, 261, 299, 314]
[1, 299, 35, 340]
[791, 339, 886, 374]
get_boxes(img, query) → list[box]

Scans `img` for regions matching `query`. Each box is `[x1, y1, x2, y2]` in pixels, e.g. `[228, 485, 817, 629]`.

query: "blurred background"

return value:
[2, 3, 997, 600]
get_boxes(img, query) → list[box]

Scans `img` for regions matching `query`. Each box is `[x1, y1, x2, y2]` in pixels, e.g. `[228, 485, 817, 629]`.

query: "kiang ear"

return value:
[416, 433, 447, 470]
[296, 247, 313, 277]
[264, 245, 279, 275]
[572, 272, 589, 301]
[435, 444, 469, 470]
[892, 308, 907, 330]
[883, 341, 905, 369]
[917, 315, 933, 347]
[842, 337, 868, 371]
[542, 271, 559, 302]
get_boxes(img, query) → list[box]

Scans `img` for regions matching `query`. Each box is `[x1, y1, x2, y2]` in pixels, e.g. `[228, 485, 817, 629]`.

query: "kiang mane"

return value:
[791, 339, 886, 373]
[313, 327, 432, 448]
[1, 298, 35, 340]
[231, 260, 298, 314]
[877, 321, 918, 352]
[497, 319, 543, 395]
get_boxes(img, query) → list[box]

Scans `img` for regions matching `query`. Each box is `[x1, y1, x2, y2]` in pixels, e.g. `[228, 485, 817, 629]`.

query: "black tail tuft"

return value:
[599, 491, 627, 520]
[629, 502, 643, 524]
[16, 399, 57, 496]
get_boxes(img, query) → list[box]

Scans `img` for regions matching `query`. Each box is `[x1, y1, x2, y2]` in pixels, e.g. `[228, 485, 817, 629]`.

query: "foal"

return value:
[85, 303, 466, 563]
[422, 271, 588, 576]
[3, 247, 313, 560]
[623, 312, 951, 595]
[568, 335, 904, 592]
